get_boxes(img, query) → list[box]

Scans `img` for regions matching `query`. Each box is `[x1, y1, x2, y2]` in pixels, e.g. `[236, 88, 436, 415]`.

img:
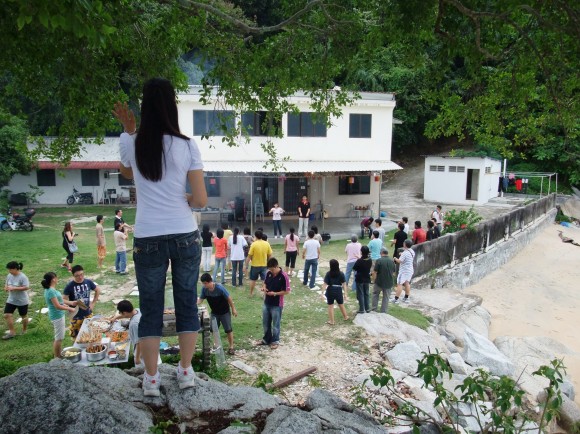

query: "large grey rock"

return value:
[159, 364, 280, 423]
[262, 406, 322, 434]
[305, 388, 352, 411]
[449, 401, 492, 433]
[494, 335, 576, 402]
[310, 406, 387, 433]
[392, 396, 443, 423]
[446, 352, 473, 376]
[0, 359, 153, 434]
[444, 305, 491, 347]
[462, 327, 515, 376]
[402, 376, 437, 403]
[386, 341, 423, 375]
[354, 314, 448, 354]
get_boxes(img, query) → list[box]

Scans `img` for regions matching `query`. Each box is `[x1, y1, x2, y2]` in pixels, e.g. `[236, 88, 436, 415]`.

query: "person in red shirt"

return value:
[412, 221, 427, 245]
[212, 228, 228, 284]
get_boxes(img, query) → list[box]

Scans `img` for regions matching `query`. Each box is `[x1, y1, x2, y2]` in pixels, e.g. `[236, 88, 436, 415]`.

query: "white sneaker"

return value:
[143, 372, 161, 397]
[177, 364, 195, 389]
[403, 297, 410, 303]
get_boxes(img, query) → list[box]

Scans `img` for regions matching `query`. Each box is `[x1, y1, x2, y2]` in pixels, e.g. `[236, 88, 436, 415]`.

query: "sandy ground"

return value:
[465, 224, 580, 406]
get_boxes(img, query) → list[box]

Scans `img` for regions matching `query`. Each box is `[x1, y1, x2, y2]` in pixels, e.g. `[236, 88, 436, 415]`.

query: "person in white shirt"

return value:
[113, 78, 207, 397]
[301, 230, 321, 289]
[269, 203, 285, 238]
[227, 228, 248, 287]
[402, 216, 409, 234]
[374, 218, 386, 242]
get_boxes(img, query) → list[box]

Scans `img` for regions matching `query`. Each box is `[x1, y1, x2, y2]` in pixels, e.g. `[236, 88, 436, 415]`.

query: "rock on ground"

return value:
[462, 327, 515, 377]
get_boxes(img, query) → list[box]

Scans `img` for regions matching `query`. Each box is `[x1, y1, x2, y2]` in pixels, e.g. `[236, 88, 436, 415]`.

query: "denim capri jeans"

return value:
[133, 231, 201, 338]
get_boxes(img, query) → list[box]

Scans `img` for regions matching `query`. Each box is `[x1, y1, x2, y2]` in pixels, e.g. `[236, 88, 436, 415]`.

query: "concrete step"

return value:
[403, 288, 482, 325]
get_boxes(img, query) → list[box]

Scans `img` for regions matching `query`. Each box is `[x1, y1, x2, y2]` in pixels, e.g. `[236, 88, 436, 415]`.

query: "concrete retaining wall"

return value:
[412, 203, 557, 290]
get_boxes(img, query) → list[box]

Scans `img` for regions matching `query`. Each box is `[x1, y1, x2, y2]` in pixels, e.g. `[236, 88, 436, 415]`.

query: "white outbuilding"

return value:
[424, 155, 502, 205]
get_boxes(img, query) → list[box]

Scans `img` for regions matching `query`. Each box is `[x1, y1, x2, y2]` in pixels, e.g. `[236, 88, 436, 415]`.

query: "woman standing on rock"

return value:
[113, 78, 207, 397]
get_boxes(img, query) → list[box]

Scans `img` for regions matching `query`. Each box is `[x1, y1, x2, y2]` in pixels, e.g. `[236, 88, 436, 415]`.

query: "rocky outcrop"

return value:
[0, 360, 386, 434]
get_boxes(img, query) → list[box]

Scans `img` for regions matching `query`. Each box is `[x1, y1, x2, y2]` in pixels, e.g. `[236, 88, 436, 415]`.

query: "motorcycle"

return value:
[67, 187, 94, 205]
[0, 208, 35, 231]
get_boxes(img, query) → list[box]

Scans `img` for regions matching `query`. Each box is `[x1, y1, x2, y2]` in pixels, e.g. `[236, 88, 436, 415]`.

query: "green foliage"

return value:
[0, 110, 30, 187]
[353, 352, 567, 433]
[252, 372, 274, 391]
[442, 206, 483, 234]
[148, 417, 178, 434]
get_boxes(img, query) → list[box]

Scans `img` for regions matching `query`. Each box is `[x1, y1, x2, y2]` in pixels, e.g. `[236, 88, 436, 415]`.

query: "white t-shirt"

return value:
[270, 207, 284, 220]
[303, 238, 320, 260]
[120, 133, 203, 238]
[228, 235, 248, 261]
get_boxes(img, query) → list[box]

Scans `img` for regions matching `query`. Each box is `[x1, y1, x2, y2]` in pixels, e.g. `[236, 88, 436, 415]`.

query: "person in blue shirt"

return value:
[368, 230, 383, 262]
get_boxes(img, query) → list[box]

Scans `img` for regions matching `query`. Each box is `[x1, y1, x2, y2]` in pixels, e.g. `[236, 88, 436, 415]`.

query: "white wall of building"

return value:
[178, 88, 396, 164]
[424, 156, 502, 205]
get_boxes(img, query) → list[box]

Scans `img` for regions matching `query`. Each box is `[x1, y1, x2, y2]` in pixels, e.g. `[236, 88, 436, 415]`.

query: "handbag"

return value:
[68, 241, 79, 253]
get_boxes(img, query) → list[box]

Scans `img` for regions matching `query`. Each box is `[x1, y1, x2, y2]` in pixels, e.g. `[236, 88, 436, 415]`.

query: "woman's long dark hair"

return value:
[328, 259, 340, 278]
[41, 272, 56, 289]
[289, 227, 295, 241]
[135, 78, 190, 181]
[233, 227, 239, 244]
[360, 245, 370, 259]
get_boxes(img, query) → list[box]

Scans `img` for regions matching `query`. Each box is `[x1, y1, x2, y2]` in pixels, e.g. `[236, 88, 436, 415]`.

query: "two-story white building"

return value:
[8, 87, 401, 219]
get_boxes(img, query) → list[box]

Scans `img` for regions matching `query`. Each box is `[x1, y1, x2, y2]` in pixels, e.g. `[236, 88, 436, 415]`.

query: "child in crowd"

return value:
[96, 215, 106, 269]
[284, 228, 299, 277]
[269, 203, 285, 238]
[3, 261, 30, 339]
[322, 259, 349, 325]
[42, 272, 76, 358]
[199, 273, 237, 355]
[201, 224, 214, 272]
[114, 300, 142, 366]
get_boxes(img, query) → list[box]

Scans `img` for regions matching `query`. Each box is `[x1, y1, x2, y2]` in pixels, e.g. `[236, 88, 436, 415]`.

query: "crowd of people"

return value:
[2, 77, 446, 400]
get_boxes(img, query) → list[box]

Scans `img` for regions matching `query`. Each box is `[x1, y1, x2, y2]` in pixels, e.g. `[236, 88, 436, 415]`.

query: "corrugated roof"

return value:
[37, 161, 120, 169]
[202, 160, 402, 173]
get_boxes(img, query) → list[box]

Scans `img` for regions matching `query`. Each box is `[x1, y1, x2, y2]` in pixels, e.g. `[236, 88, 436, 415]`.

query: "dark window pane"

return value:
[241, 112, 256, 136]
[300, 113, 314, 136]
[37, 169, 56, 187]
[204, 172, 221, 197]
[360, 114, 371, 138]
[81, 169, 100, 186]
[193, 111, 208, 135]
[118, 174, 133, 186]
[349, 114, 358, 138]
[313, 119, 327, 137]
[288, 113, 300, 136]
[338, 175, 371, 195]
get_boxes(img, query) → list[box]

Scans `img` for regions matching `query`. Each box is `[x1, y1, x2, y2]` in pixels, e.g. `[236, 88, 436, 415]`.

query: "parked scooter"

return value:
[0, 208, 35, 231]
[67, 187, 94, 205]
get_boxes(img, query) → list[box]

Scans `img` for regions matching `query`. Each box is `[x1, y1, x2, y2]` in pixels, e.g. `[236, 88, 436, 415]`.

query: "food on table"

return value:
[88, 319, 111, 333]
[63, 350, 80, 357]
[115, 342, 128, 358]
[76, 329, 101, 344]
[106, 331, 128, 342]
[86, 344, 106, 354]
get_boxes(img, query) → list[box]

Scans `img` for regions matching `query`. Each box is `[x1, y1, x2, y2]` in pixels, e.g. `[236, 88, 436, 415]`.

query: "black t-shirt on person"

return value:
[353, 258, 373, 284]
[298, 202, 310, 218]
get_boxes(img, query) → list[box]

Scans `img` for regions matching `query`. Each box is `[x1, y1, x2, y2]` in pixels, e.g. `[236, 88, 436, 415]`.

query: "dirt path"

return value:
[465, 224, 580, 406]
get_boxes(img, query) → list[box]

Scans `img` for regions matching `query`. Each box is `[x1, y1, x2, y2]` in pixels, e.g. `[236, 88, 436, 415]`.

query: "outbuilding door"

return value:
[466, 169, 479, 201]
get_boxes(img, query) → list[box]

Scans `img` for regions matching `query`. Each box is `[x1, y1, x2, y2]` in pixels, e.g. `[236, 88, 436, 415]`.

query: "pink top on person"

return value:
[345, 242, 362, 263]
[284, 234, 299, 252]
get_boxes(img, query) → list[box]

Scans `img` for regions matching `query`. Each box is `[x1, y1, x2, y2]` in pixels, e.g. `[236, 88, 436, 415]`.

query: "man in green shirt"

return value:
[371, 248, 396, 313]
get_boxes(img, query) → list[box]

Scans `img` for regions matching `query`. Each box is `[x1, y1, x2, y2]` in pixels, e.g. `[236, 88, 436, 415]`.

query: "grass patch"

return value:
[1, 206, 429, 377]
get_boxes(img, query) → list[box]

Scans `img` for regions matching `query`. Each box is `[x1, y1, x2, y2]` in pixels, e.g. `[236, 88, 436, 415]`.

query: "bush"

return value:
[442, 207, 483, 234]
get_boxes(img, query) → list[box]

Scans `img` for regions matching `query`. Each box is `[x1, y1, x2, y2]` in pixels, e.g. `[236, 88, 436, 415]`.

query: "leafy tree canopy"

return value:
[0, 1, 578, 182]
[0, 109, 30, 187]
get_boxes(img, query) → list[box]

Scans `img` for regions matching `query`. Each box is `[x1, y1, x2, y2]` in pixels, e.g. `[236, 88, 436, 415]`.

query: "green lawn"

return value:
[0, 207, 429, 378]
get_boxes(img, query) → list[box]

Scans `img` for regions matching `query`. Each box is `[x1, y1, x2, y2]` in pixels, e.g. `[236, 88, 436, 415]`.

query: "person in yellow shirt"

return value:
[244, 230, 272, 296]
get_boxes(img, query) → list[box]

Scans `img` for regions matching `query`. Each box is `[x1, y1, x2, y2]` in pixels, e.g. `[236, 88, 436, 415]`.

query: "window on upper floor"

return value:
[338, 176, 371, 195]
[349, 114, 372, 138]
[193, 110, 235, 136]
[485, 166, 491, 174]
[81, 169, 100, 186]
[287, 112, 327, 137]
[241, 111, 282, 136]
[37, 169, 56, 187]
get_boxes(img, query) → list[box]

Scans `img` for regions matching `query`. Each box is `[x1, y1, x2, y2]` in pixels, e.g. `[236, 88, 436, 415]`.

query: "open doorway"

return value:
[466, 169, 479, 201]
